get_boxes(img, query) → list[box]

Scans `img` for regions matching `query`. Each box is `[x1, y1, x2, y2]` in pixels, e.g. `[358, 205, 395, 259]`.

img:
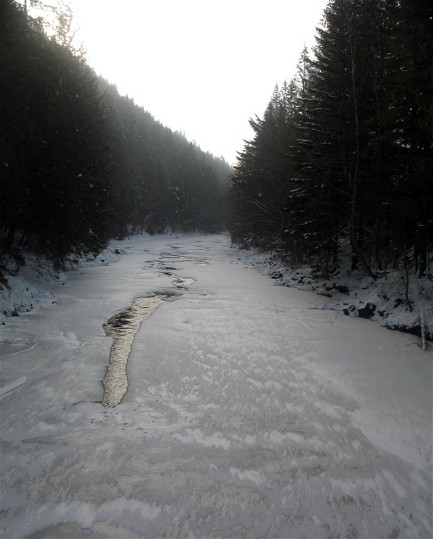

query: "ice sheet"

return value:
[0, 234, 431, 538]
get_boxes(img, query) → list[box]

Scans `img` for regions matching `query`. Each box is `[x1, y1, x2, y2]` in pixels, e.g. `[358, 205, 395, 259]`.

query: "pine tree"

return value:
[229, 84, 298, 248]
[227, 0, 432, 280]
[1, 1, 114, 258]
[386, 0, 433, 275]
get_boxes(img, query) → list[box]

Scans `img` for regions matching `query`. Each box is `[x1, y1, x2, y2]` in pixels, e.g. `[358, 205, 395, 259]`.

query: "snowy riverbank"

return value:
[0, 244, 124, 326]
[2, 237, 432, 349]
[232, 247, 433, 348]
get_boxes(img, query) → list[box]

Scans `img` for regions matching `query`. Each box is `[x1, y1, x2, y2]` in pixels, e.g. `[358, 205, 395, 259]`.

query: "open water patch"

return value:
[102, 295, 166, 407]
[172, 276, 196, 289]
[102, 265, 196, 407]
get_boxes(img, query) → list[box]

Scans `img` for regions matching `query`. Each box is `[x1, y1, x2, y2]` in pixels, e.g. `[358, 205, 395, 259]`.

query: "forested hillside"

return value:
[0, 0, 230, 278]
[227, 0, 432, 280]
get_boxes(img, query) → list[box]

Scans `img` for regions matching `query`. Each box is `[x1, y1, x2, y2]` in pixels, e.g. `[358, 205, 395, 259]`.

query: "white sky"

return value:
[66, 0, 328, 164]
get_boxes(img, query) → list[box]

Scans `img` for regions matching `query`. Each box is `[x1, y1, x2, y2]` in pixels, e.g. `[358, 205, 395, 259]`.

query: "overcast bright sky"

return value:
[65, 0, 328, 165]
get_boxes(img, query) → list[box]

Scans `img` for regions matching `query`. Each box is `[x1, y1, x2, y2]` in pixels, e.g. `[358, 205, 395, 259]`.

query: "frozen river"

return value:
[0, 234, 431, 538]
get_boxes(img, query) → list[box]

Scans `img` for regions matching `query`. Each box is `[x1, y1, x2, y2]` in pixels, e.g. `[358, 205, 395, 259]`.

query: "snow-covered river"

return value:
[0, 234, 431, 538]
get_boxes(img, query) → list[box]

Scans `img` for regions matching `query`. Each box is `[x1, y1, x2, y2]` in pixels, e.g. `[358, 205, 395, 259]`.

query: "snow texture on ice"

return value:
[0, 234, 431, 538]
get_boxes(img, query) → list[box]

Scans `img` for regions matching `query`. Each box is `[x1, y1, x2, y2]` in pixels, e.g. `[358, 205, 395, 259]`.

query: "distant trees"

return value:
[227, 0, 433, 278]
[0, 0, 230, 273]
[102, 86, 230, 237]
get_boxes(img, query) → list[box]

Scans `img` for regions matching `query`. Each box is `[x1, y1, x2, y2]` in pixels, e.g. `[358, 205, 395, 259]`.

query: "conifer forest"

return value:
[1, 0, 432, 281]
[227, 0, 432, 279]
[0, 0, 231, 272]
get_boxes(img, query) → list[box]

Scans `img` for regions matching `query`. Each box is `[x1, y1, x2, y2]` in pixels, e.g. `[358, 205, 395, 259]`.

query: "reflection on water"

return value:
[102, 296, 165, 407]
[102, 264, 196, 407]
[172, 277, 195, 289]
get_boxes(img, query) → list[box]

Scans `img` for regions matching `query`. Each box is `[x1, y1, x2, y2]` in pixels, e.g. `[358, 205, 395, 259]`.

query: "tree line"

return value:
[0, 0, 231, 277]
[227, 0, 432, 278]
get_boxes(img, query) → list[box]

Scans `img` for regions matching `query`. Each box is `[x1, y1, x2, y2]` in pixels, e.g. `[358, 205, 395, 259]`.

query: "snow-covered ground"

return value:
[233, 247, 433, 347]
[0, 234, 432, 538]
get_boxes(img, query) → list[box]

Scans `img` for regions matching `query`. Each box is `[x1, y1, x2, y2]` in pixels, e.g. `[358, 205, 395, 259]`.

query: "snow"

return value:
[0, 376, 27, 399]
[235, 248, 433, 344]
[0, 233, 432, 538]
[0, 247, 123, 326]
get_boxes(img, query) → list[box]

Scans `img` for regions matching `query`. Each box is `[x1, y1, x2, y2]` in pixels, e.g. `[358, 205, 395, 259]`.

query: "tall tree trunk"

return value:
[349, 35, 376, 280]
